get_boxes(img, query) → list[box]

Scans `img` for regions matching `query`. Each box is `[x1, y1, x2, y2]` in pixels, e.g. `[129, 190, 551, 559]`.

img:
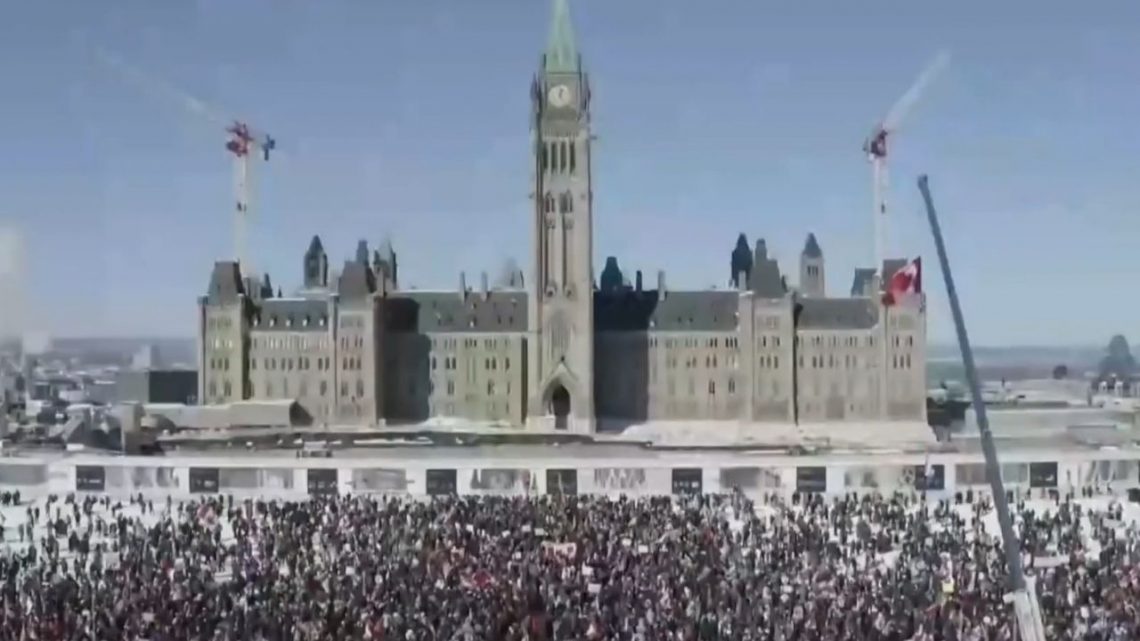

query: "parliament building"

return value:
[197, 0, 927, 433]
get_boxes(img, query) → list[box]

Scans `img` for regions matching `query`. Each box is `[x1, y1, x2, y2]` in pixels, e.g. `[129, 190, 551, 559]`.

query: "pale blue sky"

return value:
[0, 1, 1137, 345]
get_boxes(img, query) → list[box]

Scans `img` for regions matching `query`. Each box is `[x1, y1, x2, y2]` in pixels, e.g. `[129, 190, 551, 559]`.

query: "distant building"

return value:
[196, 0, 927, 432]
[115, 369, 198, 405]
[131, 344, 164, 370]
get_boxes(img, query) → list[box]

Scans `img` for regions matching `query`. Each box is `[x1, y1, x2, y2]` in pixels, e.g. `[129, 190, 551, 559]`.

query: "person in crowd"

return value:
[0, 489, 1138, 640]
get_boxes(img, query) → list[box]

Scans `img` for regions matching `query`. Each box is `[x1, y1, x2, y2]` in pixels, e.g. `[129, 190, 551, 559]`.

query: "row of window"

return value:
[207, 317, 235, 330]
[340, 316, 365, 329]
[252, 336, 328, 351]
[252, 314, 327, 329]
[541, 140, 578, 174]
[892, 354, 914, 369]
[207, 376, 376, 401]
[658, 336, 739, 350]
[225, 349, 904, 377]
[664, 354, 741, 370]
[339, 336, 366, 350]
[455, 338, 514, 350]
[246, 378, 366, 399]
[252, 356, 334, 371]
[799, 335, 873, 348]
[420, 378, 513, 398]
[799, 354, 871, 370]
[541, 192, 575, 214]
[662, 378, 739, 397]
[206, 380, 235, 398]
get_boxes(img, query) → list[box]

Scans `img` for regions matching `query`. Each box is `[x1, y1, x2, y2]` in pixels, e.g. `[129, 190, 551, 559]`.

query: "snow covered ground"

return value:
[615, 420, 936, 448]
[0, 498, 238, 557]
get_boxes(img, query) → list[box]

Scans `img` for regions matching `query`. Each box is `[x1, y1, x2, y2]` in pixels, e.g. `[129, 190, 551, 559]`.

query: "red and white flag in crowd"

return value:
[462, 569, 495, 591]
[882, 257, 921, 306]
[196, 503, 217, 526]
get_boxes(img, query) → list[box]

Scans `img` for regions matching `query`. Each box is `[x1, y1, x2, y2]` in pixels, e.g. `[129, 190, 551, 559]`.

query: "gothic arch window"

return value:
[544, 193, 554, 213]
[559, 141, 567, 171]
[551, 143, 559, 172]
[549, 311, 570, 361]
[570, 141, 576, 172]
[541, 144, 548, 171]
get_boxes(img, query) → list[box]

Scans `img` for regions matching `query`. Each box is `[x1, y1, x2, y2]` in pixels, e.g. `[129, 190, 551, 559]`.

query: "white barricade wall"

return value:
[4, 447, 1138, 499]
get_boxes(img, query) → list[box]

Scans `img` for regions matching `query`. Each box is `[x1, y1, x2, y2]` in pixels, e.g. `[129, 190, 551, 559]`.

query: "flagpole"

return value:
[880, 292, 889, 421]
[916, 175, 1045, 641]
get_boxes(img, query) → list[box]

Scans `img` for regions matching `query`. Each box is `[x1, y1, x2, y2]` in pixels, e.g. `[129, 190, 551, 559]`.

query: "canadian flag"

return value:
[881, 257, 921, 306]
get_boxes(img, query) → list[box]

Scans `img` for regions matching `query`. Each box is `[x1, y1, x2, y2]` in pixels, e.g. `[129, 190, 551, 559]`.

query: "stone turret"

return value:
[303, 235, 329, 289]
[799, 233, 824, 297]
[731, 233, 753, 290]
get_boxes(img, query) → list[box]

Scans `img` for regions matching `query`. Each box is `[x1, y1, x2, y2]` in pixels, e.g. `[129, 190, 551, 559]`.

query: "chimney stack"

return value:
[459, 272, 467, 300]
[480, 271, 489, 299]
[635, 270, 643, 292]
[657, 270, 666, 299]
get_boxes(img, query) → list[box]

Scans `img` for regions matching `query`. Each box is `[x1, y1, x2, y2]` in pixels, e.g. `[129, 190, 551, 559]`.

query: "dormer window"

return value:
[319, 315, 327, 327]
[302, 316, 310, 327]
[285, 317, 293, 328]
[269, 317, 277, 327]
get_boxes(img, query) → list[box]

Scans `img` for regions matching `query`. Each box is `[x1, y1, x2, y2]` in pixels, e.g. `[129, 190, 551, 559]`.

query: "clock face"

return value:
[548, 84, 573, 108]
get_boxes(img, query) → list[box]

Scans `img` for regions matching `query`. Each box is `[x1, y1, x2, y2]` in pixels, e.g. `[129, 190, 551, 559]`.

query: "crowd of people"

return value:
[0, 488, 1138, 640]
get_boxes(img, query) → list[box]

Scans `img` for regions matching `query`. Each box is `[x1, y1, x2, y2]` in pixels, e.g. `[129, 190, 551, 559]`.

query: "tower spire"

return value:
[544, 0, 579, 73]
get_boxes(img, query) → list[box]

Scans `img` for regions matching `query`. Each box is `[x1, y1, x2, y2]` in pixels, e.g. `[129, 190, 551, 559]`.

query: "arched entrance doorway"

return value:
[550, 385, 571, 430]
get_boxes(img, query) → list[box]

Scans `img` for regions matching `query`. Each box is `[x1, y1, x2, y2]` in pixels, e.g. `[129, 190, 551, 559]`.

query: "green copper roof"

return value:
[544, 0, 578, 73]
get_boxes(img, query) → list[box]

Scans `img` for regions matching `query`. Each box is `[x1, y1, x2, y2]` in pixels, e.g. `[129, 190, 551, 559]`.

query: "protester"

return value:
[0, 489, 1138, 640]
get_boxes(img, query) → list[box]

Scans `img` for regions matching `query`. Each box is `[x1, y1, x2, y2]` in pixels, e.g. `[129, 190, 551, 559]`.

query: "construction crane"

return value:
[93, 46, 277, 273]
[224, 121, 276, 275]
[864, 51, 950, 274]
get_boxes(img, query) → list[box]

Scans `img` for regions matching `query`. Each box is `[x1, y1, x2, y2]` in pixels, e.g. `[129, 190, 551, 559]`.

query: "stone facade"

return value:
[197, 0, 927, 432]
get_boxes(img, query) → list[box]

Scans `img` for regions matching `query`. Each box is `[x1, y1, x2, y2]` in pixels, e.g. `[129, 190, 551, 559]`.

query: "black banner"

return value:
[913, 464, 946, 491]
[1029, 462, 1059, 488]
[307, 469, 338, 495]
[796, 466, 827, 493]
[189, 467, 220, 494]
[426, 469, 457, 496]
[75, 466, 105, 492]
[546, 468, 578, 495]
[671, 468, 703, 495]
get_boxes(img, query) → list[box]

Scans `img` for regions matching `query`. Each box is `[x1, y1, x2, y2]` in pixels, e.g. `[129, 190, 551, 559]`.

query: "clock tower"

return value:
[527, 0, 595, 432]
